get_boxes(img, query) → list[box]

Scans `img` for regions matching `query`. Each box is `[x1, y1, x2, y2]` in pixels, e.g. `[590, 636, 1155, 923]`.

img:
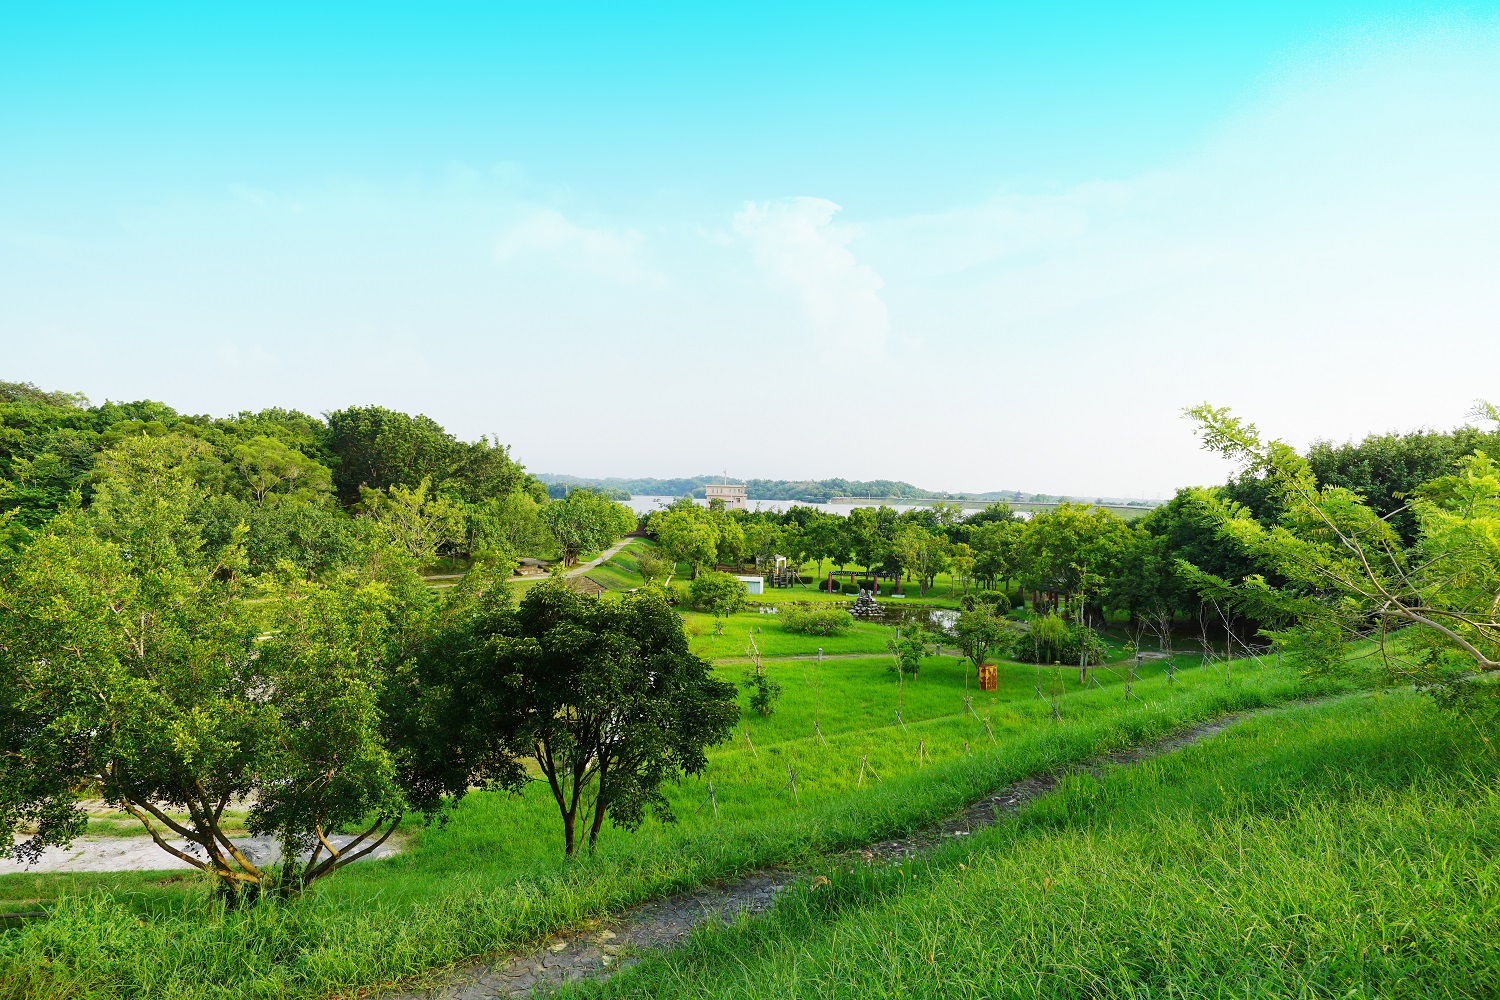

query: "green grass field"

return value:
[0, 610, 1338, 1000]
[588, 689, 1500, 998]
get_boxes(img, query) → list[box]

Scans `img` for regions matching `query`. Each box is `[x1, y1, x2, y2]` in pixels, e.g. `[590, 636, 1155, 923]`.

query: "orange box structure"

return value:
[978, 663, 997, 692]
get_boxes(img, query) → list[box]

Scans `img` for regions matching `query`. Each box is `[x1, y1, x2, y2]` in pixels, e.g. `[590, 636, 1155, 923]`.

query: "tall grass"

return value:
[589, 691, 1500, 999]
[0, 653, 1349, 1000]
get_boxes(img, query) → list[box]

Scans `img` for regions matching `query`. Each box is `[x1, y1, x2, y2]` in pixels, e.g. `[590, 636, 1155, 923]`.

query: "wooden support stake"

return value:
[744, 726, 757, 757]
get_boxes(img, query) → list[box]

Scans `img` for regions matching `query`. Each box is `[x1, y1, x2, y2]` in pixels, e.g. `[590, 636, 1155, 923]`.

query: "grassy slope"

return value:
[584, 690, 1500, 999]
[0, 641, 1340, 1000]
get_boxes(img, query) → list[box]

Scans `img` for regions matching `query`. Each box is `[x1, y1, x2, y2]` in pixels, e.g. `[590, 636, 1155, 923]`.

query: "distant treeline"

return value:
[534, 473, 1116, 504]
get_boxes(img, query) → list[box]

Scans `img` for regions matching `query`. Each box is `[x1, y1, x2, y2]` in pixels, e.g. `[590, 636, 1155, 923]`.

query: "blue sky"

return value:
[3, 3, 1498, 495]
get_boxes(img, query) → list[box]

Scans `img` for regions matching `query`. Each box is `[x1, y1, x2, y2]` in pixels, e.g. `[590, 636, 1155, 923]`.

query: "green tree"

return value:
[538, 488, 634, 567]
[467, 489, 550, 556]
[1186, 403, 1500, 695]
[324, 406, 460, 506]
[887, 624, 929, 678]
[967, 519, 1018, 590]
[0, 439, 263, 896]
[651, 499, 720, 577]
[1013, 503, 1132, 619]
[954, 606, 1008, 673]
[634, 546, 672, 585]
[689, 570, 748, 616]
[250, 574, 409, 896]
[232, 435, 334, 504]
[482, 582, 738, 854]
[950, 541, 976, 595]
[359, 477, 467, 568]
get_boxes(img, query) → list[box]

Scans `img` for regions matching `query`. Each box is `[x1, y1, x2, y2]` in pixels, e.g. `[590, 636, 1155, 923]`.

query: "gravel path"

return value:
[383, 703, 1292, 999]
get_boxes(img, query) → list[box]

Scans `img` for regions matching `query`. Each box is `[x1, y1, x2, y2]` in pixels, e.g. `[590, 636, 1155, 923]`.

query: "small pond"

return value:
[852, 603, 959, 635]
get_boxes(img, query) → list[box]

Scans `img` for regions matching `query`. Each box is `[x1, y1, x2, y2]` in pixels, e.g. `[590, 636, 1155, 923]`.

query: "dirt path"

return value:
[568, 539, 633, 577]
[383, 701, 1303, 1000]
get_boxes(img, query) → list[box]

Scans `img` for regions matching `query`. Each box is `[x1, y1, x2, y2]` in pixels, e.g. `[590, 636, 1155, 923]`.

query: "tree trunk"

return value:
[586, 764, 609, 853]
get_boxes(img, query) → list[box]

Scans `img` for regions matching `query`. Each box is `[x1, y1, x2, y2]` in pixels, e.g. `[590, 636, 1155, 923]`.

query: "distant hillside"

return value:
[534, 474, 1157, 507]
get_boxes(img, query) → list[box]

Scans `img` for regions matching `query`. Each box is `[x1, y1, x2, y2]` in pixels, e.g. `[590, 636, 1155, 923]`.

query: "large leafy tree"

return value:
[966, 519, 1018, 594]
[1013, 503, 1132, 617]
[482, 582, 738, 855]
[0, 437, 268, 894]
[539, 487, 635, 567]
[324, 406, 461, 506]
[0, 436, 461, 901]
[649, 499, 720, 577]
[1186, 403, 1500, 700]
[1305, 426, 1497, 545]
[359, 477, 468, 568]
[233, 434, 334, 504]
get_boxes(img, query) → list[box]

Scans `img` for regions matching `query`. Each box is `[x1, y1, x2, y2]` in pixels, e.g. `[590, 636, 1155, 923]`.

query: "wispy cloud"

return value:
[493, 207, 662, 286]
[732, 197, 889, 353]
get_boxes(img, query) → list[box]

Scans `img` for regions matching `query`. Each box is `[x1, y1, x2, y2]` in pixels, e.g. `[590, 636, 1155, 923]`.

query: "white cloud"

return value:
[493, 207, 661, 286]
[732, 197, 889, 353]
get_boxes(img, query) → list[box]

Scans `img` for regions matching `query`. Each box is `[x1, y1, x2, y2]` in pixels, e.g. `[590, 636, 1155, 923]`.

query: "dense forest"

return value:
[0, 380, 631, 576]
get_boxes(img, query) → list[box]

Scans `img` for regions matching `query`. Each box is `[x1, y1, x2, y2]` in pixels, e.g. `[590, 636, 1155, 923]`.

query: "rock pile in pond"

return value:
[849, 588, 882, 618]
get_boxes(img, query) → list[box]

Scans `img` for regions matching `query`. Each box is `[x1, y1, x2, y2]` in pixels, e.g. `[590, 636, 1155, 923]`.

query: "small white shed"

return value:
[736, 575, 765, 595]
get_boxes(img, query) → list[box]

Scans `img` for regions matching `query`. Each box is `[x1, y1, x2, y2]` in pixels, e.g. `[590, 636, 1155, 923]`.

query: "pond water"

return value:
[855, 604, 959, 635]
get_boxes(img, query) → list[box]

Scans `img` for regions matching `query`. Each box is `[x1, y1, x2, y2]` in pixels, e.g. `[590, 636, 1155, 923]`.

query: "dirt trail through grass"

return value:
[386, 700, 1316, 1000]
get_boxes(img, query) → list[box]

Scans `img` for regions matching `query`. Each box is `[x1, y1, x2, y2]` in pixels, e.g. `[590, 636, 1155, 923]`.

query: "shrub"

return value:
[1010, 613, 1106, 665]
[689, 571, 747, 615]
[976, 590, 1012, 613]
[781, 607, 855, 636]
[741, 669, 783, 716]
[842, 581, 862, 595]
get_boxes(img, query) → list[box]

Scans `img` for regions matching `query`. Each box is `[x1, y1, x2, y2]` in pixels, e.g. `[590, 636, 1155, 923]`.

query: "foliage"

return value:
[232, 435, 333, 504]
[953, 606, 1009, 668]
[1306, 425, 1498, 544]
[634, 546, 673, 584]
[741, 669, 783, 717]
[1010, 612, 1105, 666]
[537, 487, 634, 566]
[688, 570, 748, 616]
[0, 437, 434, 899]
[647, 497, 746, 573]
[1013, 502, 1133, 608]
[465, 488, 550, 556]
[324, 405, 461, 506]
[477, 582, 739, 854]
[886, 624, 929, 678]
[780, 606, 855, 636]
[358, 477, 467, 569]
[1186, 402, 1500, 701]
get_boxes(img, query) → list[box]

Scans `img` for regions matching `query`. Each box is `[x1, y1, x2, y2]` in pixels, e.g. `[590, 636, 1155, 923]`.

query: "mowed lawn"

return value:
[587, 690, 1500, 999]
[0, 617, 1344, 1000]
